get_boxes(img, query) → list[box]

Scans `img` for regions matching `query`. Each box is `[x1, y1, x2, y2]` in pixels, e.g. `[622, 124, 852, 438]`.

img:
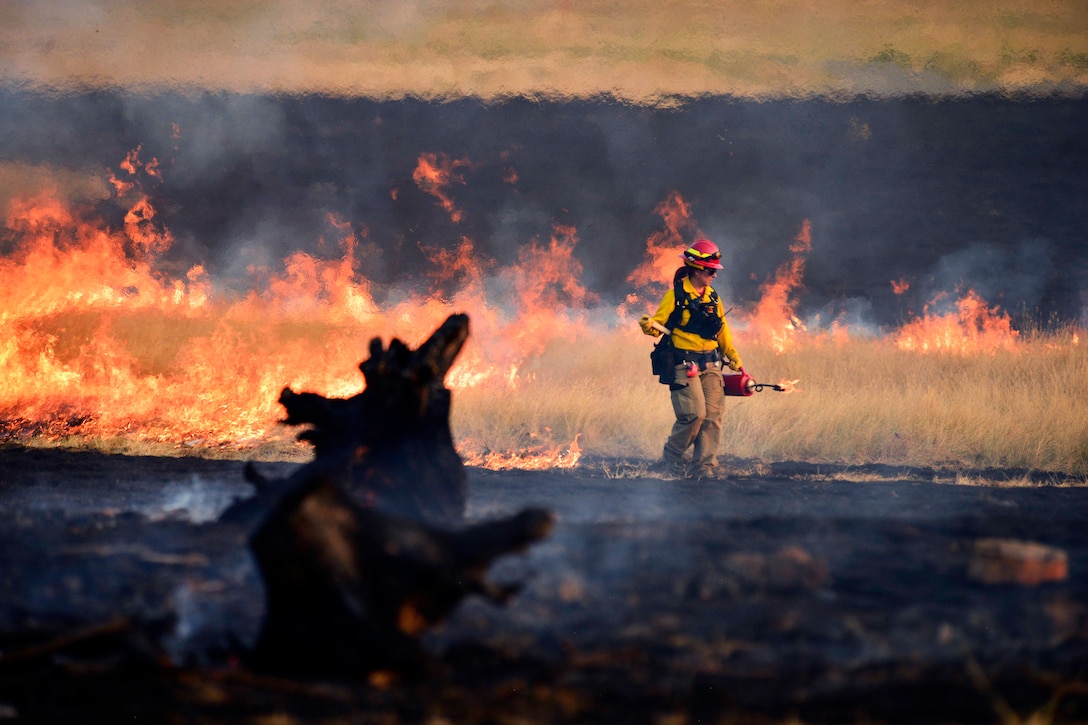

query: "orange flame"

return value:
[0, 151, 602, 457]
[776, 378, 801, 394]
[741, 219, 812, 353]
[621, 191, 702, 320]
[461, 433, 582, 471]
[894, 290, 1020, 355]
[412, 152, 471, 223]
[3, 153, 1079, 468]
[626, 191, 700, 291]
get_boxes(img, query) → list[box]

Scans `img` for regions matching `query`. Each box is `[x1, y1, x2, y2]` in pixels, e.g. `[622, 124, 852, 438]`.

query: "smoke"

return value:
[924, 240, 1057, 316]
[12, 472, 253, 523]
[3, 1, 1086, 327]
[145, 476, 254, 524]
[1, 88, 1086, 327]
[0, 162, 110, 211]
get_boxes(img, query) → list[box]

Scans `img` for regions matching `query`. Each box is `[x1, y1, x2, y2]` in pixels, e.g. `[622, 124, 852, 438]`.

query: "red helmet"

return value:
[681, 239, 724, 270]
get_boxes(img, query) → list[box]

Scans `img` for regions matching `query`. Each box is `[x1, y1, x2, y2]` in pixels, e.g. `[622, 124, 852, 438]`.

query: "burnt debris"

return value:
[255, 312, 473, 525]
[243, 313, 555, 676]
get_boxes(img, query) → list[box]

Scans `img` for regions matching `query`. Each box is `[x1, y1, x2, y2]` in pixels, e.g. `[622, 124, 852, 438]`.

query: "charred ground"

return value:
[1, 445, 1087, 724]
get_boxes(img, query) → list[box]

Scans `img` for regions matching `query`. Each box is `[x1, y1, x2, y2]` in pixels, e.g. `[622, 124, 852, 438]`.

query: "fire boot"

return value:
[648, 455, 687, 478]
[689, 464, 718, 481]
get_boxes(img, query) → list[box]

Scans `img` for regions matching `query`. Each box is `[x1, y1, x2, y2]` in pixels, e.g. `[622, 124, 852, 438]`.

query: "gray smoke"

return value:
[1, 88, 1086, 327]
[927, 240, 1056, 314]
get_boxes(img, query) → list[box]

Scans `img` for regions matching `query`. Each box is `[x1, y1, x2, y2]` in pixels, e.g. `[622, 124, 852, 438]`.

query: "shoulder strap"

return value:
[664, 270, 689, 331]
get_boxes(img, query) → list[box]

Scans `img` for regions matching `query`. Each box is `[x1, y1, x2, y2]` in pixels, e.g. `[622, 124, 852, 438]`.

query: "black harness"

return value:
[650, 271, 725, 386]
[665, 272, 723, 341]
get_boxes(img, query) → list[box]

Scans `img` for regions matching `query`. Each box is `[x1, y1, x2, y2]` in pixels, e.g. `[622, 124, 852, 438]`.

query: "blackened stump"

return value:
[278, 312, 472, 525]
[249, 474, 553, 676]
[244, 314, 555, 676]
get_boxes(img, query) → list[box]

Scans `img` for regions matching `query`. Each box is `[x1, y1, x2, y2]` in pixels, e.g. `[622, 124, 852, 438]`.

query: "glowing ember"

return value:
[461, 434, 582, 471]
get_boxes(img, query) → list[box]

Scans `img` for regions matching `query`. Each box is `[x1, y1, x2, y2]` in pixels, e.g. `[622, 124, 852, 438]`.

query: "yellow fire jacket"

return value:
[640, 276, 743, 370]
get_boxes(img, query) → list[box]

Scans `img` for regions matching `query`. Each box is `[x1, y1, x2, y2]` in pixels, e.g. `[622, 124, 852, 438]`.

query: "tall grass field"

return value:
[452, 325, 1088, 477]
[5, 0, 1086, 99]
[16, 321, 1086, 480]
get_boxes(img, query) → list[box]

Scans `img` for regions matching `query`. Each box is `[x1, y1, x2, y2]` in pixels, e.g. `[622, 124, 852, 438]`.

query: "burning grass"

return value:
[451, 323, 1088, 476]
[11, 321, 1084, 478]
[2, 162, 1085, 478]
[11, 363, 1088, 478]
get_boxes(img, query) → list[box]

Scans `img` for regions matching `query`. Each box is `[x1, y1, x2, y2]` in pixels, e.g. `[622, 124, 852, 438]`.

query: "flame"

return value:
[511, 223, 598, 340]
[110, 144, 161, 197]
[412, 152, 471, 223]
[2, 154, 1079, 470]
[461, 433, 582, 471]
[740, 219, 812, 353]
[894, 290, 1020, 355]
[0, 150, 600, 454]
[626, 191, 700, 292]
[776, 378, 801, 394]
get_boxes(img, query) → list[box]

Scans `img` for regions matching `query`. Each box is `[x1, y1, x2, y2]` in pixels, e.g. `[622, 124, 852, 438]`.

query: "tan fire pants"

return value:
[663, 360, 725, 475]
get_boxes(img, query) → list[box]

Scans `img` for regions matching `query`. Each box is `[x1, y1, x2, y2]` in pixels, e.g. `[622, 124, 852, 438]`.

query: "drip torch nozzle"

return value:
[723, 370, 796, 396]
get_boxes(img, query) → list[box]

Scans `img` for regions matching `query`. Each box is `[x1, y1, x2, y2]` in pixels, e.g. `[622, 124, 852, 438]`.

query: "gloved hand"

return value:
[727, 358, 743, 372]
[639, 315, 660, 336]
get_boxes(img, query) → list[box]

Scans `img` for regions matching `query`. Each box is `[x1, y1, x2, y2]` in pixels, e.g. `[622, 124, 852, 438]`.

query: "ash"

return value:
[2, 447, 1088, 723]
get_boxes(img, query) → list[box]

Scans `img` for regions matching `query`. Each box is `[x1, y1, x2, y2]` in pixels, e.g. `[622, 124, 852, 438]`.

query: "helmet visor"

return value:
[682, 249, 724, 269]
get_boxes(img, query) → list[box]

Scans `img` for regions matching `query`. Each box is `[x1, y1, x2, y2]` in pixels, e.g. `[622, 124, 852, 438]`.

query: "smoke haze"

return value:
[2, 90, 1085, 327]
[2, 1, 1087, 327]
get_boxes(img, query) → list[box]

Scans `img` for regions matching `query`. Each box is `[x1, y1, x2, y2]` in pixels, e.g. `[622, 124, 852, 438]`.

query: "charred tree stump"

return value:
[249, 476, 553, 677]
[273, 312, 473, 525]
[244, 314, 555, 677]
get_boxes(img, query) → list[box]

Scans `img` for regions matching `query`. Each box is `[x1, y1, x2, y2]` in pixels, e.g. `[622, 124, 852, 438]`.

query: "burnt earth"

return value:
[1, 446, 1087, 724]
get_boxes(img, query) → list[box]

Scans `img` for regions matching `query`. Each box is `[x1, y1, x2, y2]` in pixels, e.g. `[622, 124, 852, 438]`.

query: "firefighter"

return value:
[639, 239, 743, 479]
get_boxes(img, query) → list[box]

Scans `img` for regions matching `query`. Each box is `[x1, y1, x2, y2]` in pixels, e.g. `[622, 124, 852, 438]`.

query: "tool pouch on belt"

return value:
[650, 335, 676, 385]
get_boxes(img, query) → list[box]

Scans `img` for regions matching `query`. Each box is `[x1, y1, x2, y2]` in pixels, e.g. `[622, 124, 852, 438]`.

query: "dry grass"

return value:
[13, 324, 1086, 480]
[452, 326, 1088, 476]
[2, 0, 1086, 99]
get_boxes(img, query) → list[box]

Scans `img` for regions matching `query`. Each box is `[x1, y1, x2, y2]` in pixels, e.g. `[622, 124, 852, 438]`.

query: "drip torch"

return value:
[721, 367, 792, 396]
[649, 321, 793, 396]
